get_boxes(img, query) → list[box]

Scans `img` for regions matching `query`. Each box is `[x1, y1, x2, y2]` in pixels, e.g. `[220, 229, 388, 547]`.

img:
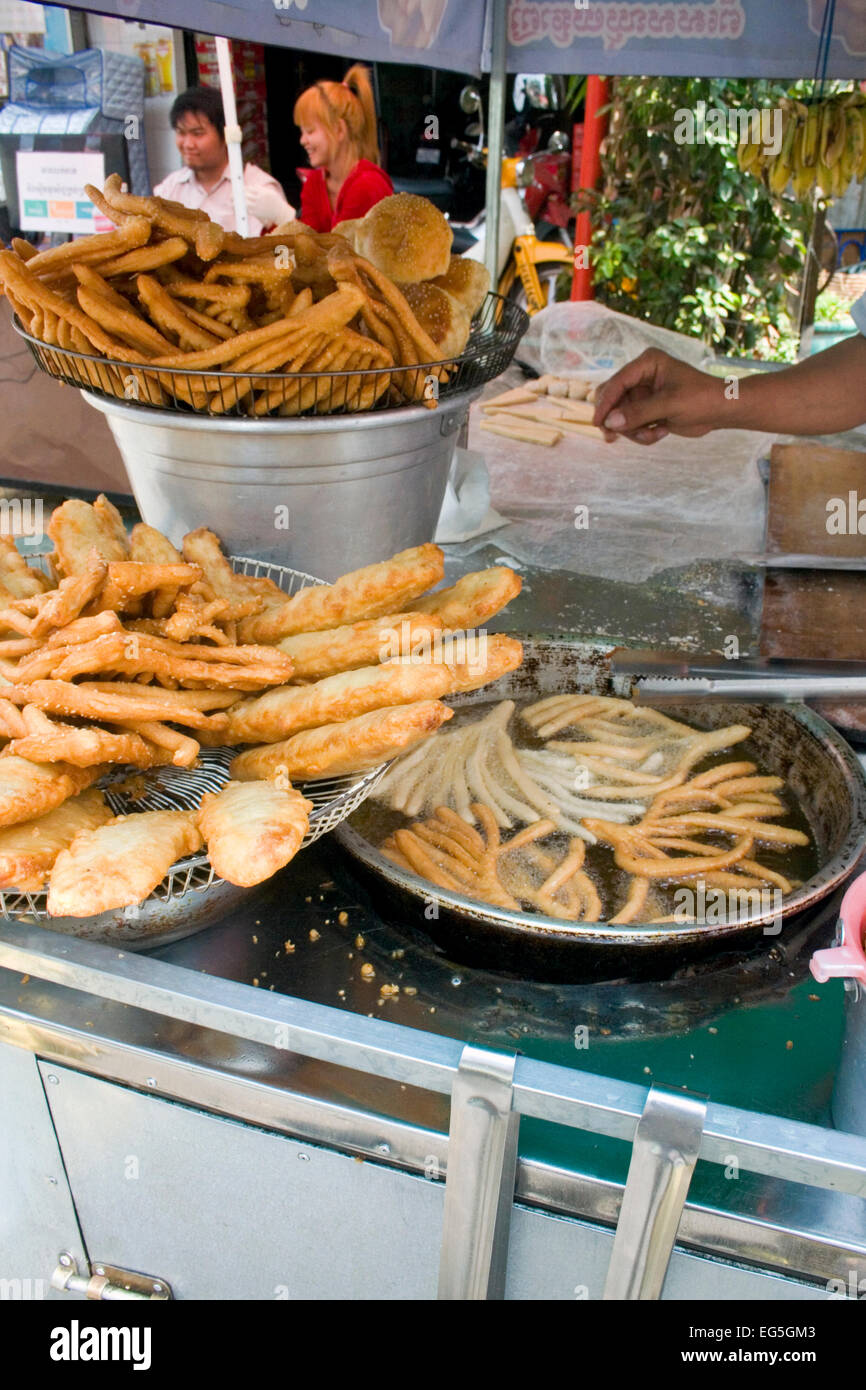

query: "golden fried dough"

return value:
[182, 527, 286, 608]
[197, 780, 313, 886]
[225, 658, 455, 744]
[411, 567, 522, 629]
[276, 611, 444, 682]
[429, 255, 491, 317]
[239, 544, 444, 645]
[0, 788, 112, 891]
[230, 700, 453, 781]
[47, 495, 129, 575]
[129, 523, 183, 566]
[47, 809, 202, 916]
[0, 538, 51, 599]
[355, 194, 452, 283]
[399, 281, 470, 358]
[0, 757, 103, 828]
[331, 218, 362, 248]
[445, 635, 524, 692]
[6, 719, 153, 768]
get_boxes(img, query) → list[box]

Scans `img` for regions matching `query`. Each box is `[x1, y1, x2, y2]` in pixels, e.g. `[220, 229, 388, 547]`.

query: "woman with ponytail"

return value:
[293, 64, 393, 233]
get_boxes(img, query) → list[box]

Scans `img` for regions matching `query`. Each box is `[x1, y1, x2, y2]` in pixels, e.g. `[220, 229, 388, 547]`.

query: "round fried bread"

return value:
[399, 281, 471, 358]
[430, 255, 490, 317]
[355, 193, 452, 283]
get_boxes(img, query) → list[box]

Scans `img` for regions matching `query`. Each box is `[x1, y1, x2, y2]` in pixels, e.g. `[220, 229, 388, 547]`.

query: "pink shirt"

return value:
[153, 162, 288, 236]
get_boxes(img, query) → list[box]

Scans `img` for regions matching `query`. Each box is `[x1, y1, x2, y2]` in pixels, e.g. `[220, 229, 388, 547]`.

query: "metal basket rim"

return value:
[12, 291, 528, 382]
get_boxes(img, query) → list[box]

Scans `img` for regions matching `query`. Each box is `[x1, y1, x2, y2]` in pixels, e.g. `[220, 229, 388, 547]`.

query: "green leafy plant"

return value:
[585, 77, 814, 357]
[814, 289, 856, 325]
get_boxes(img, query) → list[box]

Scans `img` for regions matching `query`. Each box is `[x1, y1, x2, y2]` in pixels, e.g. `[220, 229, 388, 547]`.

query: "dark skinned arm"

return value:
[592, 335, 866, 445]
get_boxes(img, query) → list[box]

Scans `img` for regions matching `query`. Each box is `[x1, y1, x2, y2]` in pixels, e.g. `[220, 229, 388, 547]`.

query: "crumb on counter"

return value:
[283, 940, 295, 954]
[252, 978, 259, 987]
[338, 989, 346, 998]
[360, 963, 375, 980]
[338, 911, 349, 926]
[355, 934, 365, 949]
[403, 986, 417, 996]
[309, 929, 320, 941]
[786, 1039, 794, 1050]
[380, 983, 399, 997]
[252, 934, 258, 944]
[391, 948, 405, 959]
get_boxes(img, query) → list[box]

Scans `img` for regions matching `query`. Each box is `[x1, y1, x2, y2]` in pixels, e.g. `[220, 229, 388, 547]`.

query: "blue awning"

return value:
[43, 0, 866, 79]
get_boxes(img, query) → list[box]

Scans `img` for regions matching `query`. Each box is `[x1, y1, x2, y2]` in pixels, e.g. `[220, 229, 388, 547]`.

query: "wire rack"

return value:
[0, 555, 392, 927]
[13, 292, 529, 419]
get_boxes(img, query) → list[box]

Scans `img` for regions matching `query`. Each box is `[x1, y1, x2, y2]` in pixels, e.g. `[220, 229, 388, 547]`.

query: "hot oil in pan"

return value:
[353, 698, 820, 926]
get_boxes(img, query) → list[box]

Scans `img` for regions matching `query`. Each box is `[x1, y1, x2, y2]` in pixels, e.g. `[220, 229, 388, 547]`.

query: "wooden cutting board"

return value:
[761, 570, 866, 659]
[760, 441, 866, 663]
[765, 441, 866, 563]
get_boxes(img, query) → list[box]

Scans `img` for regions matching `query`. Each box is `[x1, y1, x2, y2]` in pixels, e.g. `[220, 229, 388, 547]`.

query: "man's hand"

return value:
[593, 348, 728, 445]
[245, 183, 296, 229]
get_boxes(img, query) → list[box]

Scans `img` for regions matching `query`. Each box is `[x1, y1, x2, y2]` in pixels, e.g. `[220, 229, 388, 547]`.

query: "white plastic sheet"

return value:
[518, 300, 712, 381]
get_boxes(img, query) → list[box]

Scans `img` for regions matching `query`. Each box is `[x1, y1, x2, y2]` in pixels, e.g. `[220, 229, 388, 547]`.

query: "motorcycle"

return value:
[449, 84, 575, 314]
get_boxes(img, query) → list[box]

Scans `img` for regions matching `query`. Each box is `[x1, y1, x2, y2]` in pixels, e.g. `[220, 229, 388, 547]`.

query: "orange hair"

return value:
[293, 64, 380, 165]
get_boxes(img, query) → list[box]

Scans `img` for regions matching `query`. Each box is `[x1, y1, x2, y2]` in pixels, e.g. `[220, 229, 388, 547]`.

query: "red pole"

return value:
[571, 75, 610, 301]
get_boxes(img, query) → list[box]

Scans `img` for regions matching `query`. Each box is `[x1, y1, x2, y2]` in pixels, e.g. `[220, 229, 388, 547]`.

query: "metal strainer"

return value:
[0, 555, 390, 945]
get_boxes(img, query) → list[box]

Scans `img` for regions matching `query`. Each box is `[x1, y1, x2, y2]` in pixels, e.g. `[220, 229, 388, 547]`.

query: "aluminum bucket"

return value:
[83, 389, 479, 580]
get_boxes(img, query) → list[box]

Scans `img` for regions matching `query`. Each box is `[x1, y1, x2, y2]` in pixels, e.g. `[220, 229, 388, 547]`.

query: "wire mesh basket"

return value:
[0, 555, 392, 942]
[13, 292, 529, 419]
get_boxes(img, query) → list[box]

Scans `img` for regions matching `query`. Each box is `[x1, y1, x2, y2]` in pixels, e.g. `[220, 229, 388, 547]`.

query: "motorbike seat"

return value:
[450, 225, 478, 253]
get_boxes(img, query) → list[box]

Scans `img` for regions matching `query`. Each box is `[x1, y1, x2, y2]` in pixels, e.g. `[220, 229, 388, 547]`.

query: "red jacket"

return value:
[299, 159, 393, 232]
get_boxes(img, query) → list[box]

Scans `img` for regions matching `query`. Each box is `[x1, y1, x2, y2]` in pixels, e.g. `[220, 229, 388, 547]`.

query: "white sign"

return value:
[16, 150, 107, 234]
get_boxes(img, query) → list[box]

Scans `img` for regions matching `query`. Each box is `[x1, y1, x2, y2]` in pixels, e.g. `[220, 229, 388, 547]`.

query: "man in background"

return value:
[154, 86, 295, 234]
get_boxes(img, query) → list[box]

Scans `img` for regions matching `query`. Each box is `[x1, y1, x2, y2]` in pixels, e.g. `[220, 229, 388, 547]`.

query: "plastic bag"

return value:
[519, 301, 712, 380]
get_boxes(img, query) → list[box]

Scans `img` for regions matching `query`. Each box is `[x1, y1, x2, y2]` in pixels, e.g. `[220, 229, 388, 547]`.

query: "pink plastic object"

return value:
[811, 871, 866, 985]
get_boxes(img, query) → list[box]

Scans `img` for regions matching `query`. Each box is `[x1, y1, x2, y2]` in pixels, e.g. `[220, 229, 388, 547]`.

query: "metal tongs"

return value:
[610, 649, 866, 704]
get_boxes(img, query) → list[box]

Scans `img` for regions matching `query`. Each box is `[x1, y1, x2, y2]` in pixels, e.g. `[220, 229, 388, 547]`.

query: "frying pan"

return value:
[336, 638, 866, 981]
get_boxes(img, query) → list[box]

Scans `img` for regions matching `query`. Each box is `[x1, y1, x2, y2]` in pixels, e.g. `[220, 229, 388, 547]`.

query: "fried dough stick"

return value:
[238, 544, 445, 645]
[2, 681, 228, 731]
[230, 700, 453, 781]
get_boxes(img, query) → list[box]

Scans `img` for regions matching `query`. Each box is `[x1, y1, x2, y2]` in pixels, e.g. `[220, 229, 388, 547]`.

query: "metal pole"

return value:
[571, 74, 610, 301]
[438, 1045, 519, 1300]
[603, 1085, 707, 1300]
[215, 36, 249, 237]
[484, 0, 507, 290]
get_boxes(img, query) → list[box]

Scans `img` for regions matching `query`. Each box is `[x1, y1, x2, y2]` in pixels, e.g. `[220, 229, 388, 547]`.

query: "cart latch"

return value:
[51, 1253, 172, 1300]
